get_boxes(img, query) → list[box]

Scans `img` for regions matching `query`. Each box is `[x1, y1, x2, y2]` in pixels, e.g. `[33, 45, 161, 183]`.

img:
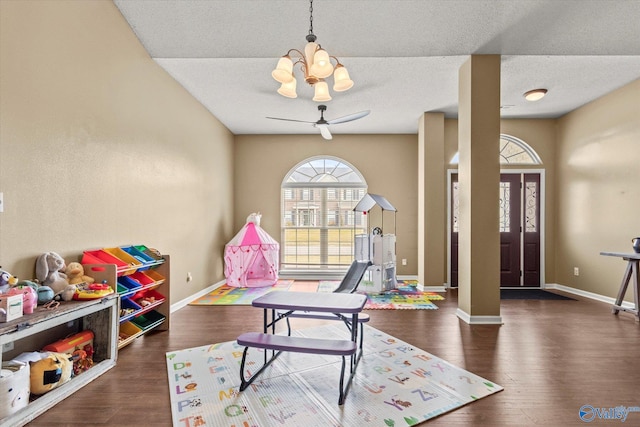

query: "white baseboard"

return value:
[456, 308, 503, 325]
[397, 275, 446, 292]
[545, 283, 635, 309]
[421, 285, 447, 292]
[170, 279, 225, 313]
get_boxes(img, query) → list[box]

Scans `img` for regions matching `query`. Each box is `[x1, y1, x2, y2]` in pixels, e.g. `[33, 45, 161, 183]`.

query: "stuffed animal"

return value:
[0, 268, 18, 293]
[18, 280, 55, 305]
[65, 262, 95, 285]
[14, 351, 73, 396]
[35, 252, 69, 294]
[60, 285, 77, 302]
[6, 286, 37, 314]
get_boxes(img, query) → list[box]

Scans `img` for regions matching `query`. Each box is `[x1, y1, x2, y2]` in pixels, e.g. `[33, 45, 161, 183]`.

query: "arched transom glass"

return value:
[450, 134, 542, 165]
[284, 157, 366, 184]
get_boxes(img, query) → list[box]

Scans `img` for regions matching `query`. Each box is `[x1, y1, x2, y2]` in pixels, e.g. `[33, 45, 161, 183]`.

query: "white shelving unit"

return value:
[0, 294, 118, 427]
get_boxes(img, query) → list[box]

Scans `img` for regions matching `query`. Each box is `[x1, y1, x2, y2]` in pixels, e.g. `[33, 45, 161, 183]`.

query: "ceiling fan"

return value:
[266, 105, 370, 140]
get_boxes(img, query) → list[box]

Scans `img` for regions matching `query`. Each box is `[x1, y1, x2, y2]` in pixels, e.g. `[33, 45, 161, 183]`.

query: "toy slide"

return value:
[333, 260, 372, 293]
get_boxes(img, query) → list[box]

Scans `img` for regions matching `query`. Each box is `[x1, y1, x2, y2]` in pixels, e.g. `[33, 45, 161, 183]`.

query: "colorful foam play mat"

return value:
[189, 280, 444, 310]
[321, 281, 444, 310]
[166, 324, 502, 426]
[189, 279, 294, 305]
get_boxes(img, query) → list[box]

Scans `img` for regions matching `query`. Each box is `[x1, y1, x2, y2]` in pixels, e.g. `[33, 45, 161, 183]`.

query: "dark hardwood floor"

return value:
[26, 288, 640, 426]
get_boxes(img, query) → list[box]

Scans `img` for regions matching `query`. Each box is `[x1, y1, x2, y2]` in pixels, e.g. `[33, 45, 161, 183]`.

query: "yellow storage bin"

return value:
[104, 247, 142, 274]
[143, 269, 165, 286]
[118, 321, 143, 349]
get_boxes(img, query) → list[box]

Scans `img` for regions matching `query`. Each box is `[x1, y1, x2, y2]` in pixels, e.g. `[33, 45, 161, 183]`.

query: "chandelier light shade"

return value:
[310, 49, 333, 78]
[332, 64, 354, 92]
[272, 57, 294, 83]
[278, 78, 298, 98]
[271, 0, 354, 101]
[313, 81, 331, 102]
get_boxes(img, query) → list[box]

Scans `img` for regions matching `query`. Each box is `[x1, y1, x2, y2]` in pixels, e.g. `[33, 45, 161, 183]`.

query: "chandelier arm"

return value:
[329, 56, 342, 65]
[293, 59, 309, 77]
[286, 48, 305, 58]
[286, 49, 318, 85]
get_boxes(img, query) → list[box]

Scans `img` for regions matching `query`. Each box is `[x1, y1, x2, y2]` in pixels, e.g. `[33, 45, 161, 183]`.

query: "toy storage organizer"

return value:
[353, 194, 397, 293]
[81, 246, 170, 350]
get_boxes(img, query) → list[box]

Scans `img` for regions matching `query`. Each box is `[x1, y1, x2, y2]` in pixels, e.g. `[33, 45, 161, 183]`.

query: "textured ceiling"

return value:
[114, 0, 640, 137]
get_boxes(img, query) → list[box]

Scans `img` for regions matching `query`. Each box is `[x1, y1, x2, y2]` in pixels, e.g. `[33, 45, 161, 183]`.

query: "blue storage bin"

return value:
[121, 245, 156, 270]
[118, 276, 142, 292]
[120, 298, 143, 322]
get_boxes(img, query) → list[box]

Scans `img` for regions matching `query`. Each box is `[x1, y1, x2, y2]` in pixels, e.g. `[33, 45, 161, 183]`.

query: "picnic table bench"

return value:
[236, 291, 367, 404]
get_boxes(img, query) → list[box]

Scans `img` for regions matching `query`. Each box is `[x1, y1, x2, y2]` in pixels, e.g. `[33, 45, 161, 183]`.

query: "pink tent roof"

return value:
[227, 222, 278, 248]
[240, 223, 261, 246]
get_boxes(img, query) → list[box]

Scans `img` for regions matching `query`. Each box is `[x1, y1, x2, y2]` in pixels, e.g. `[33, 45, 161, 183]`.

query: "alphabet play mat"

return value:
[166, 324, 502, 426]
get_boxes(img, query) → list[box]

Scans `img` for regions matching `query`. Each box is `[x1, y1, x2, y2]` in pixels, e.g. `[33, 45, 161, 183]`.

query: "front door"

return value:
[450, 173, 541, 287]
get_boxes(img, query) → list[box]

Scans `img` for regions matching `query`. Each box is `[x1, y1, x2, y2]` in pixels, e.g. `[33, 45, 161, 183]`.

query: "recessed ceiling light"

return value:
[524, 89, 548, 102]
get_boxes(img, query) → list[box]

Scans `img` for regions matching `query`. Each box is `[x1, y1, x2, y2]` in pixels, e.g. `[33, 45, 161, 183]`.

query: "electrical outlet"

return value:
[574, 267, 580, 276]
[402, 259, 407, 266]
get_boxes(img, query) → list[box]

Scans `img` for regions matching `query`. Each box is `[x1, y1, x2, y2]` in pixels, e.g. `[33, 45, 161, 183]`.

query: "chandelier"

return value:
[271, 0, 354, 102]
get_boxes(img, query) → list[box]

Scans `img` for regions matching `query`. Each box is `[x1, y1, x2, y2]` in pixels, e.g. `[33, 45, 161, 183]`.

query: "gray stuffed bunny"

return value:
[35, 252, 69, 294]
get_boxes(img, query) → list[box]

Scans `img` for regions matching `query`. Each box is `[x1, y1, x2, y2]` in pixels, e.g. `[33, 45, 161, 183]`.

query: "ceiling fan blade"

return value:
[326, 110, 370, 125]
[266, 117, 316, 124]
[316, 124, 333, 140]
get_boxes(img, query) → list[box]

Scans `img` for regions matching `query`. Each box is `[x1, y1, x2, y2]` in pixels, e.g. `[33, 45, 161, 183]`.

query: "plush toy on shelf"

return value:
[65, 262, 95, 285]
[35, 252, 69, 294]
[18, 280, 55, 305]
[0, 268, 18, 293]
[60, 285, 78, 302]
[6, 286, 37, 314]
[13, 351, 73, 396]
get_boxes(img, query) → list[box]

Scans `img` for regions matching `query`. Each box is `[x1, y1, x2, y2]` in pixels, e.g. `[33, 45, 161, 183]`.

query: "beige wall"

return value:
[233, 134, 418, 275]
[0, 1, 235, 304]
[556, 79, 640, 300]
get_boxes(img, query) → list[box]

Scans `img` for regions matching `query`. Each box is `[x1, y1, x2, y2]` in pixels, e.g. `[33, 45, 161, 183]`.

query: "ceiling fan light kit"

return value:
[271, 0, 354, 101]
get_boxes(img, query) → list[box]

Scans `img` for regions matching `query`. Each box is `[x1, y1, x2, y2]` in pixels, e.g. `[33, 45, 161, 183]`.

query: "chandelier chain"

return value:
[309, 0, 314, 36]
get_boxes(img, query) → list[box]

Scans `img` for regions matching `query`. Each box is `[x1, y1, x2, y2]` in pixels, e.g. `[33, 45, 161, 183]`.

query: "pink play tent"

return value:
[224, 218, 279, 287]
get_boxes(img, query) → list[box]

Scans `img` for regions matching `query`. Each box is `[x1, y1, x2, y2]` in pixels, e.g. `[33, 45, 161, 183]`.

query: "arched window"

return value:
[450, 134, 542, 164]
[281, 156, 367, 272]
